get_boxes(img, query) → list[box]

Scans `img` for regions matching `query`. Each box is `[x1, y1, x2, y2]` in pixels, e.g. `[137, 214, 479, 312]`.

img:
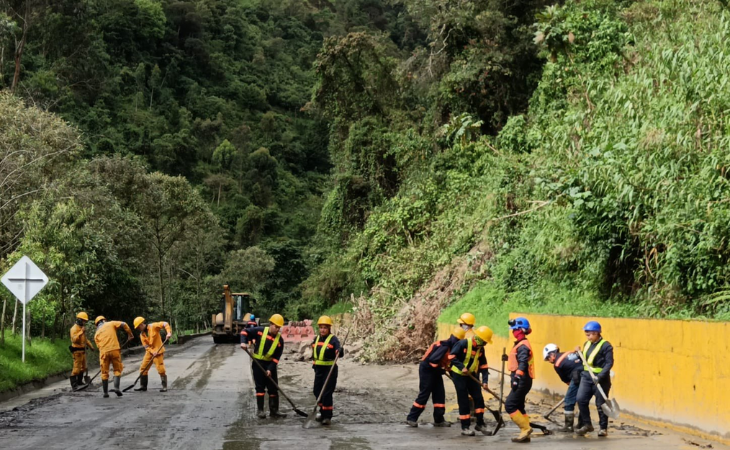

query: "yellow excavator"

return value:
[212, 285, 258, 343]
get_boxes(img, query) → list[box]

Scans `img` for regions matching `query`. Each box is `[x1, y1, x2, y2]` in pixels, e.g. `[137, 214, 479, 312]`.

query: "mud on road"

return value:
[0, 338, 724, 450]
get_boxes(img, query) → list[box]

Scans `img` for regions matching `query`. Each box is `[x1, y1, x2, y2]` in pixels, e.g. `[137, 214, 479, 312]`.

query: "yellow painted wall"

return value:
[438, 314, 730, 444]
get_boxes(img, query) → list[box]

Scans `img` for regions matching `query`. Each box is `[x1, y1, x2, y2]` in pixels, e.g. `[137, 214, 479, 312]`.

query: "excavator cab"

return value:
[212, 285, 257, 343]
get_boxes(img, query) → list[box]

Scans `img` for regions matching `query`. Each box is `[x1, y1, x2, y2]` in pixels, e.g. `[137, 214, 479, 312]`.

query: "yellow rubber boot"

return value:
[510, 412, 532, 443]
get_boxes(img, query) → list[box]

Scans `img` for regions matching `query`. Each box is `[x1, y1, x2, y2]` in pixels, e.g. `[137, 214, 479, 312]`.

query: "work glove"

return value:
[512, 375, 521, 388]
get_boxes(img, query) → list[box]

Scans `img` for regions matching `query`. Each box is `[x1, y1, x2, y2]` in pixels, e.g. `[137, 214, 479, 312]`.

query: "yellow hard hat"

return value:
[474, 326, 494, 344]
[269, 314, 284, 327]
[318, 315, 333, 326]
[133, 316, 145, 329]
[76, 312, 89, 321]
[457, 312, 476, 326]
[452, 326, 466, 340]
[94, 316, 106, 325]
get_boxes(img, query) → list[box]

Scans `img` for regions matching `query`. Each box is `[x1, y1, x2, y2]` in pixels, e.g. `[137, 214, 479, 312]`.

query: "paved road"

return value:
[0, 338, 724, 450]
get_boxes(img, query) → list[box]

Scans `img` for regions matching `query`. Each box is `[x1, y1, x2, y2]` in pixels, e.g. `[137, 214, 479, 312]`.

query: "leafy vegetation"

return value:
[2, 0, 730, 365]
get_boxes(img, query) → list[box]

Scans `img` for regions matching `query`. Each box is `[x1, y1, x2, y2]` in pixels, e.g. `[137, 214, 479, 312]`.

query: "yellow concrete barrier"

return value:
[438, 314, 730, 445]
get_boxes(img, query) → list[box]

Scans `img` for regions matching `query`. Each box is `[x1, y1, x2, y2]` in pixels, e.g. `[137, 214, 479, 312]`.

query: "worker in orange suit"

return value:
[133, 317, 172, 392]
[94, 316, 133, 398]
[69, 312, 95, 390]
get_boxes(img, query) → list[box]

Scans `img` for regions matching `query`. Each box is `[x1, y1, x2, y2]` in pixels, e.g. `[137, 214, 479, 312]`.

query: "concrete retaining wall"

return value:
[438, 313, 730, 444]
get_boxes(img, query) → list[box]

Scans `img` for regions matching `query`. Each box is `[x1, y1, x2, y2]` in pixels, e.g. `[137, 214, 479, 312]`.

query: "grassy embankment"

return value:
[0, 334, 73, 392]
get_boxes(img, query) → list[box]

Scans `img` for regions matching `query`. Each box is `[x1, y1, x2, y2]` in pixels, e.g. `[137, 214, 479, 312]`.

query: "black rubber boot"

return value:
[575, 424, 594, 436]
[70, 375, 79, 391]
[113, 377, 123, 397]
[77, 374, 85, 387]
[558, 412, 574, 432]
[102, 380, 109, 398]
[256, 396, 266, 418]
[134, 375, 148, 391]
[160, 374, 167, 392]
[269, 396, 287, 418]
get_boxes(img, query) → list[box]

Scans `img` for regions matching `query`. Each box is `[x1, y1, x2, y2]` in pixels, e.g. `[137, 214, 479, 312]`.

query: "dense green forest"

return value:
[1, 0, 729, 360]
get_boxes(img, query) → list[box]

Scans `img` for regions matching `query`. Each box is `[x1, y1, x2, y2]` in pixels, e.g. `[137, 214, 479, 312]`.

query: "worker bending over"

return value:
[133, 317, 172, 392]
[506, 317, 535, 443]
[94, 316, 133, 398]
[311, 316, 344, 425]
[543, 343, 583, 432]
[69, 312, 95, 390]
[406, 326, 466, 428]
[448, 325, 493, 436]
[575, 321, 614, 437]
[241, 314, 286, 418]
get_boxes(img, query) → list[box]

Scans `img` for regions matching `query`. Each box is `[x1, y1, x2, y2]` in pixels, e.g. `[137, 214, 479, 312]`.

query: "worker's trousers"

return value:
[505, 374, 532, 416]
[140, 352, 166, 376]
[577, 372, 611, 429]
[313, 364, 338, 419]
[407, 362, 446, 423]
[564, 378, 579, 413]
[71, 350, 87, 376]
[451, 372, 485, 429]
[252, 360, 278, 397]
[100, 350, 123, 381]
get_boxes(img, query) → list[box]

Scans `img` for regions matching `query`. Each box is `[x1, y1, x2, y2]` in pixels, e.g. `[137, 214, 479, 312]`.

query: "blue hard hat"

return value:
[583, 321, 601, 332]
[250, 314, 255, 320]
[509, 317, 530, 330]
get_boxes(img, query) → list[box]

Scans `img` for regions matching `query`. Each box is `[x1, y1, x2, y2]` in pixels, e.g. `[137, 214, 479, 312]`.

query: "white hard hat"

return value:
[543, 343, 559, 361]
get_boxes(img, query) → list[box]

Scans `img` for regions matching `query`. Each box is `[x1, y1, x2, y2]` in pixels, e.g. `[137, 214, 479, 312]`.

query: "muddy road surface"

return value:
[0, 337, 723, 449]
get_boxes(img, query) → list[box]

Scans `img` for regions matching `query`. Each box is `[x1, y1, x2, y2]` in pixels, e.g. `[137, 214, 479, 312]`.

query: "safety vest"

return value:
[313, 334, 335, 366]
[582, 339, 607, 373]
[452, 339, 481, 375]
[508, 339, 535, 378]
[253, 327, 280, 361]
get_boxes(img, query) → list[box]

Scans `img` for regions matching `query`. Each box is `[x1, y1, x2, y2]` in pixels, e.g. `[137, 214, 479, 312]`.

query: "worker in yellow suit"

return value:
[94, 316, 133, 398]
[133, 317, 172, 392]
[69, 312, 95, 390]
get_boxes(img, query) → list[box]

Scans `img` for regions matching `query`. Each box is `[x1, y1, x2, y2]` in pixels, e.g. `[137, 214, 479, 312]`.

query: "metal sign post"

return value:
[1, 256, 49, 362]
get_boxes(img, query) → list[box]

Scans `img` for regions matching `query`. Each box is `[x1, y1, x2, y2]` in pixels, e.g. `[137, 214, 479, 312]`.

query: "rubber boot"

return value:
[433, 420, 451, 427]
[77, 374, 86, 388]
[256, 396, 266, 418]
[113, 377, 123, 397]
[269, 395, 287, 418]
[461, 428, 475, 436]
[321, 418, 331, 425]
[102, 380, 109, 398]
[558, 412, 574, 432]
[134, 375, 148, 392]
[70, 375, 79, 391]
[510, 412, 532, 443]
[574, 423, 594, 436]
[160, 374, 167, 392]
[598, 428, 608, 437]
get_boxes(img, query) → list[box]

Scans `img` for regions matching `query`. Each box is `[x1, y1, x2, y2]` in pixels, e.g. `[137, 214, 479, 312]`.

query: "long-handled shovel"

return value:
[575, 352, 620, 419]
[303, 328, 351, 429]
[455, 371, 504, 435]
[123, 337, 168, 392]
[490, 348, 508, 436]
[543, 397, 565, 423]
[242, 346, 308, 417]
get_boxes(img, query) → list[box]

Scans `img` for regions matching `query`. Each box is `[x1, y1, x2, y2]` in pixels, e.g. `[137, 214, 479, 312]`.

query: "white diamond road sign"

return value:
[1, 256, 49, 304]
[1, 256, 49, 363]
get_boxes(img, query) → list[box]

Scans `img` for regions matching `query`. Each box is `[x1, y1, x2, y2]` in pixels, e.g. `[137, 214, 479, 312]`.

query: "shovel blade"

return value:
[601, 401, 620, 420]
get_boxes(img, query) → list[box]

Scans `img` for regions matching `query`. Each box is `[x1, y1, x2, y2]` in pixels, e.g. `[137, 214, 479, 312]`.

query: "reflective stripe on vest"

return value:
[582, 339, 607, 373]
[313, 334, 335, 366]
[253, 327, 280, 361]
[507, 339, 535, 378]
[452, 339, 480, 375]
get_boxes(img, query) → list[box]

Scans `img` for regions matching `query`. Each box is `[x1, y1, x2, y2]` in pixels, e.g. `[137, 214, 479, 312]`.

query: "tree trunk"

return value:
[40, 308, 45, 339]
[12, 299, 18, 335]
[1, 297, 7, 345]
[26, 307, 31, 346]
[11, 1, 30, 93]
[158, 249, 165, 316]
[51, 308, 59, 343]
